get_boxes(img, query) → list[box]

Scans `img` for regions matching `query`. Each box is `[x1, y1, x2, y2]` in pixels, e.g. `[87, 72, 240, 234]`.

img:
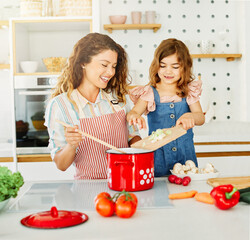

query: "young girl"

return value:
[45, 33, 140, 180]
[127, 38, 205, 177]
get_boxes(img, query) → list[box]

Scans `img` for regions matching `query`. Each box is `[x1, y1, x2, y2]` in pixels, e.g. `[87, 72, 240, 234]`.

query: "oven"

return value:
[14, 75, 58, 154]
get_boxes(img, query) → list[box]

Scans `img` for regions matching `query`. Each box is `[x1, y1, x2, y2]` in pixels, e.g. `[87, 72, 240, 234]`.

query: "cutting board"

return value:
[131, 125, 187, 151]
[207, 176, 250, 189]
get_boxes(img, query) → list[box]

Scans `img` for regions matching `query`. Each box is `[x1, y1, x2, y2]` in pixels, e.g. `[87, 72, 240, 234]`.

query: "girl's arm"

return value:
[127, 98, 148, 130]
[54, 125, 83, 171]
[176, 101, 205, 130]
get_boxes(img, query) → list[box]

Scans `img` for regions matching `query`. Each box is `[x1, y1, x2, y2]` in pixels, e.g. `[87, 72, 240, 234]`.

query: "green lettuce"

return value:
[0, 166, 24, 201]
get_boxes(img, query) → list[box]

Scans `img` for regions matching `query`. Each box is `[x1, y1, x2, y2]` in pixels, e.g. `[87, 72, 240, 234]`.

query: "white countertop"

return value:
[0, 178, 249, 240]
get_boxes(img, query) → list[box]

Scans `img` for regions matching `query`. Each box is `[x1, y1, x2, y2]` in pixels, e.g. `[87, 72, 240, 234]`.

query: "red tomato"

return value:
[115, 194, 137, 218]
[95, 197, 115, 217]
[174, 177, 183, 185]
[127, 193, 138, 206]
[183, 176, 191, 183]
[182, 180, 190, 186]
[94, 192, 111, 205]
[168, 174, 177, 183]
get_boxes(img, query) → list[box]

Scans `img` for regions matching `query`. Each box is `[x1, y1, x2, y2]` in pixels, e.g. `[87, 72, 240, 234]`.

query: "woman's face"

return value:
[83, 49, 118, 89]
[157, 53, 181, 85]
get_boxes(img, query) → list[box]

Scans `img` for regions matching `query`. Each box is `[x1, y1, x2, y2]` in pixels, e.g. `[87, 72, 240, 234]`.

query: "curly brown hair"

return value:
[149, 38, 194, 98]
[52, 33, 129, 103]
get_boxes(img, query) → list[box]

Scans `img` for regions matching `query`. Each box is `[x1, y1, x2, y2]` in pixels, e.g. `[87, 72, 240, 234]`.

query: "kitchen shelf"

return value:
[103, 24, 161, 33]
[0, 64, 10, 70]
[15, 72, 61, 76]
[0, 20, 9, 28]
[191, 54, 242, 61]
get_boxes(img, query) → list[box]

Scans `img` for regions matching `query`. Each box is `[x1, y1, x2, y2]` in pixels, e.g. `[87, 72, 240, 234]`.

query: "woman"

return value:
[45, 33, 140, 179]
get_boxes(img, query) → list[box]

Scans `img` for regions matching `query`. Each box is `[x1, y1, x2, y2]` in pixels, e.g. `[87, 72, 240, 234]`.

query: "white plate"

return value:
[170, 169, 220, 181]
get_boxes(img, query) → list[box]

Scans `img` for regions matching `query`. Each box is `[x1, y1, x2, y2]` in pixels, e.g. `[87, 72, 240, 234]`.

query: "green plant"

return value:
[0, 166, 24, 201]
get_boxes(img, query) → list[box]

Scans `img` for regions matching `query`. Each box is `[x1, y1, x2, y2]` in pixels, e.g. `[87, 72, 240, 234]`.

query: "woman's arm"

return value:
[54, 125, 83, 171]
[176, 101, 205, 130]
[127, 98, 148, 129]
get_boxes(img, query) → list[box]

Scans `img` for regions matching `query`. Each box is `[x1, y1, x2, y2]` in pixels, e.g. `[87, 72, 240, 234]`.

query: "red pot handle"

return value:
[114, 160, 134, 167]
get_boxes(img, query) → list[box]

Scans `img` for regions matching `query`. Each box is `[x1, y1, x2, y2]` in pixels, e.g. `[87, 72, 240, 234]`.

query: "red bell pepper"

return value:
[210, 184, 240, 210]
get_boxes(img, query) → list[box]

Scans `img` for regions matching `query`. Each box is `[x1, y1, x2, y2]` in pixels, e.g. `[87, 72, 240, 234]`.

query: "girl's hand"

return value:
[127, 112, 147, 130]
[176, 113, 195, 130]
[64, 125, 83, 149]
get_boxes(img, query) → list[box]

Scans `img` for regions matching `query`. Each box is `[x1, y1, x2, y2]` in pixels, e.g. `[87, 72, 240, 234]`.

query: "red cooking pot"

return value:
[106, 148, 154, 191]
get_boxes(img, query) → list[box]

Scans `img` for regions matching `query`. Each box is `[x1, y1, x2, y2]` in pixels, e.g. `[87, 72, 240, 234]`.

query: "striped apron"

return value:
[73, 92, 129, 179]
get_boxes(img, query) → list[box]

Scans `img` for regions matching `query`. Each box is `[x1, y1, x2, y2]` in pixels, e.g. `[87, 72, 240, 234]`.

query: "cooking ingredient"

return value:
[183, 176, 191, 182]
[115, 191, 137, 218]
[182, 176, 191, 186]
[238, 187, 250, 194]
[239, 192, 250, 204]
[182, 179, 190, 186]
[94, 192, 111, 204]
[210, 184, 240, 210]
[185, 160, 196, 169]
[174, 177, 183, 185]
[168, 174, 177, 183]
[95, 197, 115, 217]
[238, 187, 250, 204]
[172, 160, 216, 175]
[0, 166, 24, 201]
[168, 190, 198, 199]
[172, 163, 184, 175]
[149, 129, 167, 143]
[194, 192, 215, 204]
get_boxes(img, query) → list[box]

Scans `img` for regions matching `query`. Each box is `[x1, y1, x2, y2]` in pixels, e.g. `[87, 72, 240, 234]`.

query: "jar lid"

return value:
[21, 206, 88, 229]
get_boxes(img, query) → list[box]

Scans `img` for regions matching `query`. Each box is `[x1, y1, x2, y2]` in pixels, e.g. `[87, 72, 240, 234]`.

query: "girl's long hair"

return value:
[52, 33, 129, 103]
[149, 38, 194, 97]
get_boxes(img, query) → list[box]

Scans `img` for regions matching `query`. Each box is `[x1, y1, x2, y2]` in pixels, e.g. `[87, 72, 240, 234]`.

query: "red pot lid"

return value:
[20, 206, 88, 229]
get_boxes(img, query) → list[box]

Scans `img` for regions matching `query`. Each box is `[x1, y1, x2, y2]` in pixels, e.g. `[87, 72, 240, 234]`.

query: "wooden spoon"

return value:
[56, 120, 126, 154]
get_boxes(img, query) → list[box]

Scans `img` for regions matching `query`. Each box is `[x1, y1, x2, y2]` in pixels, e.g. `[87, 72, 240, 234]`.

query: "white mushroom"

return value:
[185, 160, 196, 170]
[183, 165, 191, 172]
[204, 163, 215, 173]
[190, 167, 198, 174]
[172, 163, 183, 174]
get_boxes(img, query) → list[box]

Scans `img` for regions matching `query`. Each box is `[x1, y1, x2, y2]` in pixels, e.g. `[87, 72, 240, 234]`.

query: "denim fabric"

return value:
[147, 86, 197, 177]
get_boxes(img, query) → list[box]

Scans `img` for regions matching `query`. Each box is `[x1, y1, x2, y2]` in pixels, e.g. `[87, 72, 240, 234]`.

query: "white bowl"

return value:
[20, 61, 38, 73]
[0, 198, 10, 212]
[109, 15, 127, 24]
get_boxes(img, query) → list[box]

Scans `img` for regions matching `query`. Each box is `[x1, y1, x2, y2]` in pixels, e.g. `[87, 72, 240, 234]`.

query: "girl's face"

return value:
[83, 49, 118, 89]
[157, 53, 181, 85]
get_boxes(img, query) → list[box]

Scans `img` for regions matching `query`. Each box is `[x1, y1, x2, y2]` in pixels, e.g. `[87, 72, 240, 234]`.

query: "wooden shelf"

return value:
[191, 54, 242, 61]
[0, 64, 10, 70]
[0, 20, 9, 28]
[15, 72, 61, 76]
[103, 24, 161, 33]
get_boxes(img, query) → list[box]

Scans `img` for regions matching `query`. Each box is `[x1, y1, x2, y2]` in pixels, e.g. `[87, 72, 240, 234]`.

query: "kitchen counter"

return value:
[0, 178, 249, 240]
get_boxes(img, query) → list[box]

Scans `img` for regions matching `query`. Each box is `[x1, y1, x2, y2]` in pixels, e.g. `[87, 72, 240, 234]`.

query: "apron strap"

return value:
[73, 90, 86, 118]
[73, 89, 123, 118]
[101, 91, 123, 113]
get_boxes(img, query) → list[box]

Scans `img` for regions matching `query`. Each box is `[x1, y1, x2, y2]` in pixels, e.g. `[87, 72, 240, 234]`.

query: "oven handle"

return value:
[18, 90, 51, 95]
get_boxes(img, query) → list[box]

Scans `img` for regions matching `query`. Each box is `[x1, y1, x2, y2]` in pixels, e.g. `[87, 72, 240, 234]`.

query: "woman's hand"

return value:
[127, 111, 147, 130]
[65, 125, 83, 149]
[176, 113, 195, 130]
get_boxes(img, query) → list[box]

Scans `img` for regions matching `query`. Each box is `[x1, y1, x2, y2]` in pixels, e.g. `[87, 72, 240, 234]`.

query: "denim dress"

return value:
[147, 87, 197, 177]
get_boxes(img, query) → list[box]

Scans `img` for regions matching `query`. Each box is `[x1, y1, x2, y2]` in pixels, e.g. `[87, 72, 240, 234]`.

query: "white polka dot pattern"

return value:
[139, 168, 154, 185]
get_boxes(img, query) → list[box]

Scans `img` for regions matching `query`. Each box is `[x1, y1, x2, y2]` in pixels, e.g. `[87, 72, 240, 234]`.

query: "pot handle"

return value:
[114, 160, 134, 167]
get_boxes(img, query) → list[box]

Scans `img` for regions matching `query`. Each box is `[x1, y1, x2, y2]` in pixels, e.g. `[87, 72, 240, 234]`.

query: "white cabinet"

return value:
[11, 18, 92, 75]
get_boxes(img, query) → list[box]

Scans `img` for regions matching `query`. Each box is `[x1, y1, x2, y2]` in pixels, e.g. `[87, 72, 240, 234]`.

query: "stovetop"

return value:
[8, 179, 173, 212]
